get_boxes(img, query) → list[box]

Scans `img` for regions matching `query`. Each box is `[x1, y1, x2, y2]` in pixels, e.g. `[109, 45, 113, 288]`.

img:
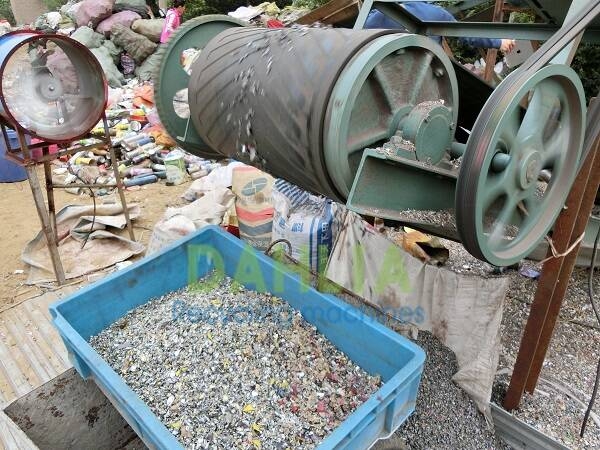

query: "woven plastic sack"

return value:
[120, 53, 135, 75]
[96, 11, 141, 37]
[101, 39, 122, 64]
[34, 11, 63, 31]
[146, 187, 235, 255]
[74, 0, 115, 28]
[131, 18, 164, 42]
[114, 0, 151, 18]
[0, 20, 10, 37]
[91, 46, 125, 87]
[271, 179, 334, 274]
[60, 0, 82, 22]
[232, 166, 274, 250]
[134, 50, 161, 81]
[71, 26, 105, 48]
[58, 14, 76, 31]
[115, 0, 147, 8]
[111, 23, 157, 64]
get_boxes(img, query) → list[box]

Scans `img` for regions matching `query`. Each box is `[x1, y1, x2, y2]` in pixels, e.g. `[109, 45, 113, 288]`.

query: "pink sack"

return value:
[46, 48, 79, 95]
[96, 11, 141, 37]
[74, 0, 115, 28]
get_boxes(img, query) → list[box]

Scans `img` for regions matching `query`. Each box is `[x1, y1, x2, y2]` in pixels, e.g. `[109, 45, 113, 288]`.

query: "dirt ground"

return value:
[0, 165, 190, 312]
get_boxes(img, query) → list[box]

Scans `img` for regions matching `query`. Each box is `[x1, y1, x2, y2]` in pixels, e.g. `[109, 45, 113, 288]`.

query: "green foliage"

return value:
[42, 0, 69, 12]
[462, 0, 493, 18]
[0, 0, 15, 24]
[447, 38, 480, 65]
[510, 10, 535, 23]
[290, 0, 327, 10]
[184, 0, 246, 18]
[572, 43, 600, 102]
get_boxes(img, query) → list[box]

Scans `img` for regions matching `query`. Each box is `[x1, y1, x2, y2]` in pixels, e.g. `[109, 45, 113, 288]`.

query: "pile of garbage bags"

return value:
[32, 0, 165, 87]
[27, 1, 314, 86]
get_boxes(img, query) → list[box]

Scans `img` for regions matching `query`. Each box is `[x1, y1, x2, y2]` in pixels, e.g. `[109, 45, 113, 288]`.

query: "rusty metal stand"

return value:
[0, 114, 135, 286]
[504, 99, 600, 410]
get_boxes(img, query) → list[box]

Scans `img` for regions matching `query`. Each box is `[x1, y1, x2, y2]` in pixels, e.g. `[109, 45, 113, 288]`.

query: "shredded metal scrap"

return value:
[375, 331, 509, 450]
[90, 274, 381, 450]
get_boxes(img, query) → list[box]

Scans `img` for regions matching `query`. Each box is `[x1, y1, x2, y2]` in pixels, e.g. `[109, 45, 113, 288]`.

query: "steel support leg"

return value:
[103, 115, 135, 241]
[42, 147, 58, 240]
[17, 131, 66, 285]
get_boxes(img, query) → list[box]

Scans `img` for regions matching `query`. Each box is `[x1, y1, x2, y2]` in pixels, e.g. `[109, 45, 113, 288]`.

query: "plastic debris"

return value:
[519, 265, 542, 279]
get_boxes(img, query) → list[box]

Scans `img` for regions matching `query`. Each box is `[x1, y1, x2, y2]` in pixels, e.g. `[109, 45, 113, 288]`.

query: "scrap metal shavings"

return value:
[374, 331, 509, 450]
[397, 209, 457, 230]
[90, 274, 381, 450]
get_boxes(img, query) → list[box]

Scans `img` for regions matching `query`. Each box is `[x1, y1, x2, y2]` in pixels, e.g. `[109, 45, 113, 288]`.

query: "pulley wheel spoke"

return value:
[481, 169, 511, 211]
[487, 194, 521, 251]
[541, 124, 568, 168]
[515, 84, 559, 147]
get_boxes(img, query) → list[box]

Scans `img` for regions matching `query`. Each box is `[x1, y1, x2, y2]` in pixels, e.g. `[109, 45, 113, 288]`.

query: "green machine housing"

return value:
[154, 0, 600, 267]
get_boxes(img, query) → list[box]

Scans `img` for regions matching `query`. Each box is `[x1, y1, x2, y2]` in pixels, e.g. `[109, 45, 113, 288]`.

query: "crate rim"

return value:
[49, 225, 426, 449]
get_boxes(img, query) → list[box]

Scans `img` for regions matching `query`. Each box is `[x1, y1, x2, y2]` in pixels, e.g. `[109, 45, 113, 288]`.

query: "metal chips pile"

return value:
[90, 273, 382, 449]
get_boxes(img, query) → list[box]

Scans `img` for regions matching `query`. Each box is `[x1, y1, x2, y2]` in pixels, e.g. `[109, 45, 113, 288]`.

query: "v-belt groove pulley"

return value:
[154, 11, 594, 267]
[455, 0, 600, 266]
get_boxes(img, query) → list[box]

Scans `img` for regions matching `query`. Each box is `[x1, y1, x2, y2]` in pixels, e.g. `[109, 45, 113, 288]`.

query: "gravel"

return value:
[374, 331, 509, 450]
[90, 273, 381, 450]
[394, 209, 458, 231]
[383, 221, 600, 449]
[495, 265, 600, 450]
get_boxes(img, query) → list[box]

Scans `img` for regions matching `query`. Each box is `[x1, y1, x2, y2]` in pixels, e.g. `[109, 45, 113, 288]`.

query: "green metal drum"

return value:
[153, 15, 246, 158]
[187, 27, 457, 201]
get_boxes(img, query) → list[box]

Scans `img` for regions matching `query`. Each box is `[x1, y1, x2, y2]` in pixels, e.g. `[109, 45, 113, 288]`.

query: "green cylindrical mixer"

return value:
[156, 21, 458, 200]
[187, 27, 459, 201]
[154, 18, 588, 267]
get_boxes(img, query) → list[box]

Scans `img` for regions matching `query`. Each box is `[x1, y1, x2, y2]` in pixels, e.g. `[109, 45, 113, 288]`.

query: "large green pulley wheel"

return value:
[456, 64, 586, 267]
[154, 15, 246, 158]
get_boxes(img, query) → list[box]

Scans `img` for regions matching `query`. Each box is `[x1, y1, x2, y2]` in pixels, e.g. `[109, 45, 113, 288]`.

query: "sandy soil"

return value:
[0, 165, 190, 311]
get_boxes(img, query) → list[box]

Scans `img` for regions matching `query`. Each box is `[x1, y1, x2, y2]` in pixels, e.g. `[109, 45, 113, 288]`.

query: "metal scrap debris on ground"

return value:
[375, 331, 509, 450]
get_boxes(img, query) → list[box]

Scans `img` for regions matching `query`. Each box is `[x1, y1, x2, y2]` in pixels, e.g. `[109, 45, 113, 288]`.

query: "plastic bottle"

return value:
[129, 167, 153, 177]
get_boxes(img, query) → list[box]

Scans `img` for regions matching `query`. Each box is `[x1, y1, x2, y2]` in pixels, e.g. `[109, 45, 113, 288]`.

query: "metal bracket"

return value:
[347, 148, 458, 220]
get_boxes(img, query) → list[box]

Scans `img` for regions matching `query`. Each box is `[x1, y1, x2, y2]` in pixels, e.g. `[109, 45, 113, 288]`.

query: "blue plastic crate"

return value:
[50, 226, 425, 450]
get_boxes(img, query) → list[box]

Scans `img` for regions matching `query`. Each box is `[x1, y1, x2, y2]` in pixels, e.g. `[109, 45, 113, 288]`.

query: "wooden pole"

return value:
[504, 98, 600, 409]
[17, 130, 66, 285]
[483, 0, 505, 83]
[103, 115, 135, 241]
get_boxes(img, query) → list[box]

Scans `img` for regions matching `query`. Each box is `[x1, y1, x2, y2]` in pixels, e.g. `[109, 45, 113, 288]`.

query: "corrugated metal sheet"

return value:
[0, 408, 37, 450]
[0, 287, 78, 450]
